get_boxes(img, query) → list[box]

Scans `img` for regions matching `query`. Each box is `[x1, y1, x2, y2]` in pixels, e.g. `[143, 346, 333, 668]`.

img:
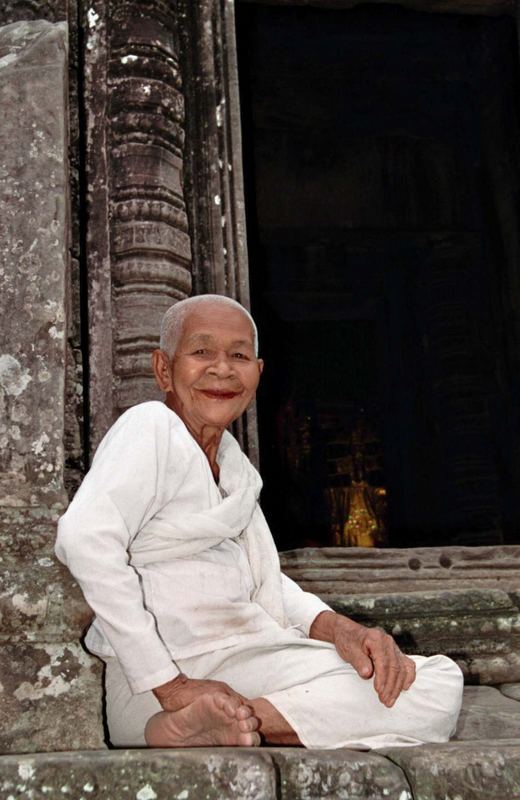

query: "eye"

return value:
[192, 348, 211, 357]
[231, 352, 250, 360]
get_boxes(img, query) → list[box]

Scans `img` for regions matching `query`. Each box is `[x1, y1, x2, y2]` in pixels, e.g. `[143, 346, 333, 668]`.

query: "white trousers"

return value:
[105, 632, 463, 749]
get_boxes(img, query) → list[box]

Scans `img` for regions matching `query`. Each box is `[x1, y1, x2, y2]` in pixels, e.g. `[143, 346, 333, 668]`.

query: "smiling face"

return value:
[152, 303, 263, 439]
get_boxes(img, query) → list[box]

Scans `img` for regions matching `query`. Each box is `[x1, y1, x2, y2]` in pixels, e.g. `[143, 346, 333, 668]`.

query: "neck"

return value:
[197, 425, 225, 480]
[164, 398, 224, 480]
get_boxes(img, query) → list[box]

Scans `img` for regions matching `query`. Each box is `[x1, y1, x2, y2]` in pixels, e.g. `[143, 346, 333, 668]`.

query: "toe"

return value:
[238, 716, 259, 733]
[236, 704, 254, 720]
[240, 731, 261, 747]
[215, 692, 241, 717]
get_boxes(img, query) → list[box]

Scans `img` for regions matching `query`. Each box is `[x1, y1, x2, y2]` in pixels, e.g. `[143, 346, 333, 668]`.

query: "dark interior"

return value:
[236, 2, 520, 550]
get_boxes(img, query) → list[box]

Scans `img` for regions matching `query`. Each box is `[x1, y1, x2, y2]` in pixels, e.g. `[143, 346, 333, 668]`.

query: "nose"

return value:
[207, 352, 234, 378]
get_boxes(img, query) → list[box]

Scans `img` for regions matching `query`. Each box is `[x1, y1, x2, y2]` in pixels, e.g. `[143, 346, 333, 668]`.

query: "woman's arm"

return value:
[280, 572, 332, 633]
[55, 403, 181, 694]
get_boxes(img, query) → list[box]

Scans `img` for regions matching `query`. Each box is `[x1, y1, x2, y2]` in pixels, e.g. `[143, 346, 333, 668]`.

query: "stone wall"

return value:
[0, 0, 86, 500]
[0, 20, 104, 753]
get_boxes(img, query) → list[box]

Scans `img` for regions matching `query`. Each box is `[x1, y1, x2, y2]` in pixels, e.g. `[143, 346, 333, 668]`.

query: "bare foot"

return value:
[145, 691, 261, 748]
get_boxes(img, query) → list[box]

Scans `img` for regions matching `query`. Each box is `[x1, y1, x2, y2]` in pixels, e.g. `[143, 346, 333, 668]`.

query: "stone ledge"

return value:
[281, 547, 520, 685]
[329, 588, 520, 683]
[383, 740, 520, 800]
[2, 742, 520, 800]
[267, 748, 411, 800]
[280, 546, 520, 595]
[0, 750, 275, 800]
[0, 748, 410, 800]
[455, 686, 520, 741]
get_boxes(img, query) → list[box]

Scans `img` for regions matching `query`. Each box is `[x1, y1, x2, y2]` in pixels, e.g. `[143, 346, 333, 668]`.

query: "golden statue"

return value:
[326, 411, 387, 547]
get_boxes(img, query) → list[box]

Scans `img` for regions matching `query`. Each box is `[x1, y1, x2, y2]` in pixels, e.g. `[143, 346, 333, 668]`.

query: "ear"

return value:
[152, 349, 174, 392]
[257, 358, 264, 376]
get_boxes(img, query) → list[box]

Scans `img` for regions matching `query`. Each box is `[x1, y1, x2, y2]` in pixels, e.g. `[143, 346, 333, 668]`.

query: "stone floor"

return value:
[1, 684, 520, 800]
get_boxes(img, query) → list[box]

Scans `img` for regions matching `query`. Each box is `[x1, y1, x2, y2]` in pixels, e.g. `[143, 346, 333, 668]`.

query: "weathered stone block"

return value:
[0, 507, 61, 566]
[0, 643, 104, 753]
[500, 683, 520, 702]
[0, 561, 91, 643]
[383, 740, 520, 800]
[280, 545, 520, 596]
[281, 548, 520, 684]
[455, 686, 520, 741]
[268, 748, 412, 800]
[0, 750, 275, 799]
[0, 19, 70, 514]
[330, 588, 520, 684]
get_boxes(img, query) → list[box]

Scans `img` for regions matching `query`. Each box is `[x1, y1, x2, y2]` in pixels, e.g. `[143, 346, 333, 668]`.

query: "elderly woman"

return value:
[56, 294, 463, 748]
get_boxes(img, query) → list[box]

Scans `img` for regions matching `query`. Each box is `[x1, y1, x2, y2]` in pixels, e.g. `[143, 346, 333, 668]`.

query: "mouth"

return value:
[198, 389, 241, 400]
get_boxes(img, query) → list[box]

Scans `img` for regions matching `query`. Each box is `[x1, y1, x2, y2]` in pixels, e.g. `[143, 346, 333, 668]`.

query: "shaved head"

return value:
[159, 295, 259, 358]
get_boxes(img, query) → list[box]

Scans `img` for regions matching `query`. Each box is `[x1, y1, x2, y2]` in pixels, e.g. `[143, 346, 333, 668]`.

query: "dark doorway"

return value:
[236, 3, 520, 550]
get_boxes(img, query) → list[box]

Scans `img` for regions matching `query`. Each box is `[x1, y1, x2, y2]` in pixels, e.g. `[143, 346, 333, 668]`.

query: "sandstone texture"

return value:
[454, 686, 520, 741]
[0, 750, 276, 800]
[0, 643, 103, 754]
[280, 545, 520, 595]
[0, 19, 69, 514]
[268, 748, 411, 800]
[0, 748, 410, 800]
[330, 587, 520, 684]
[500, 683, 520, 702]
[2, 739, 520, 800]
[384, 740, 520, 800]
[0, 20, 104, 753]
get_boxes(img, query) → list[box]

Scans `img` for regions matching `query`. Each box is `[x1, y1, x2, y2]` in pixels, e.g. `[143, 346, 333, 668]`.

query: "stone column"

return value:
[84, 0, 192, 455]
[0, 21, 103, 753]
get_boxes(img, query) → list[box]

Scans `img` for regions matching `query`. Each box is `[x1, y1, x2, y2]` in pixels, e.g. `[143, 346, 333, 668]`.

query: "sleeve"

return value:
[55, 403, 183, 694]
[281, 572, 332, 635]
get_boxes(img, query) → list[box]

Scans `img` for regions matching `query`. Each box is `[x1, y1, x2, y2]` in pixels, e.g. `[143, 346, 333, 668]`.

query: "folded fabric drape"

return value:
[129, 423, 287, 627]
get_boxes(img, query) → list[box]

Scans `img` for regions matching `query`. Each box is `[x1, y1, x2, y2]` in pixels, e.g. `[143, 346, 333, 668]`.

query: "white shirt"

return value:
[55, 402, 330, 694]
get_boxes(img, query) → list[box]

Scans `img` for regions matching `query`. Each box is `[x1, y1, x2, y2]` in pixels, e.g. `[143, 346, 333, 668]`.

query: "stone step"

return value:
[384, 739, 520, 800]
[1, 742, 520, 800]
[280, 545, 520, 595]
[328, 587, 520, 683]
[0, 748, 411, 800]
[455, 686, 520, 741]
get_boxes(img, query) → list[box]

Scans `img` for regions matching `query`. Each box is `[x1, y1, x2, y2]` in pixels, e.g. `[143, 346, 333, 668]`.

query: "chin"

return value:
[199, 405, 242, 428]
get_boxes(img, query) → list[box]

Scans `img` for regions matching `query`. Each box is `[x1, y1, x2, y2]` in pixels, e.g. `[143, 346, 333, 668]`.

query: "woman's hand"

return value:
[310, 610, 416, 707]
[152, 673, 248, 712]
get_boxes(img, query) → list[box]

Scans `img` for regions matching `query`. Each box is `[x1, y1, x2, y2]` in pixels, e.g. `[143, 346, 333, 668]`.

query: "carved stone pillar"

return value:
[84, 0, 192, 454]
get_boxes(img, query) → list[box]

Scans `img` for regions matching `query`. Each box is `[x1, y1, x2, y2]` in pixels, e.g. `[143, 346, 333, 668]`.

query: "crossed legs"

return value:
[105, 648, 462, 749]
[144, 695, 300, 747]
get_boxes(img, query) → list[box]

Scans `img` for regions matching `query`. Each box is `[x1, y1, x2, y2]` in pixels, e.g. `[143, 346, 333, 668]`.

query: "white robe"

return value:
[55, 401, 330, 693]
[56, 401, 463, 748]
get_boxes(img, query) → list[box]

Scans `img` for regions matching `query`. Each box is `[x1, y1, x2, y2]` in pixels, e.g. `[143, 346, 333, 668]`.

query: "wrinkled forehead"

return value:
[181, 304, 256, 345]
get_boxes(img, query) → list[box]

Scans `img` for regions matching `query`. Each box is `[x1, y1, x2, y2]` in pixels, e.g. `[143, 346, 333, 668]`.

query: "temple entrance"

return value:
[236, 2, 520, 550]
